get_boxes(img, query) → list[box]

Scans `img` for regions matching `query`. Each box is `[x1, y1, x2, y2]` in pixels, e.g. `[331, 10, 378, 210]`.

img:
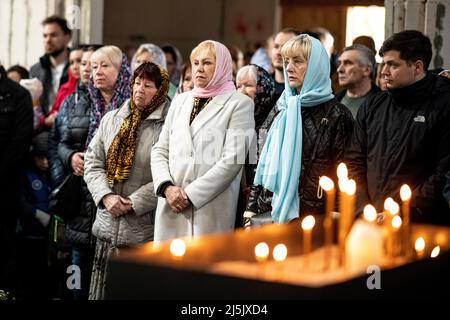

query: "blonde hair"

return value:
[90, 45, 123, 71]
[281, 34, 312, 61]
[190, 41, 216, 62]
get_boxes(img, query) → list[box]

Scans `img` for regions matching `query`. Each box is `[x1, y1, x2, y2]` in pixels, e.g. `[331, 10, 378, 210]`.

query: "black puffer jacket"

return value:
[58, 94, 96, 245]
[48, 81, 88, 187]
[246, 98, 354, 217]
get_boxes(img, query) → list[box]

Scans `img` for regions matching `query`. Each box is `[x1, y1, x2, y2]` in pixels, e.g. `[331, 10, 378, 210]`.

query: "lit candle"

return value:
[384, 198, 400, 260]
[339, 178, 356, 267]
[414, 237, 425, 259]
[400, 184, 412, 257]
[301, 215, 315, 269]
[170, 238, 186, 260]
[254, 242, 269, 279]
[345, 206, 383, 274]
[272, 244, 287, 281]
[431, 246, 440, 258]
[319, 176, 335, 270]
[391, 215, 402, 258]
[363, 204, 377, 223]
[319, 176, 335, 248]
[272, 243, 287, 262]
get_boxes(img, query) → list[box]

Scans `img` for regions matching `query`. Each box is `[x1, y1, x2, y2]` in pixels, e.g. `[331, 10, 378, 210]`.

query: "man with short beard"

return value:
[30, 15, 72, 116]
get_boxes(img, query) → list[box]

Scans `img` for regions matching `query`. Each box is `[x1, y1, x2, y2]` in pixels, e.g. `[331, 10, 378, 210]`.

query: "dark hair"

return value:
[353, 35, 376, 55]
[7, 65, 29, 80]
[31, 131, 48, 157]
[379, 30, 432, 70]
[343, 44, 377, 78]
[161, 45, 177, 64]
[181, 60, 192, 79]
[83, 44, 103, 52]
[42, 15, 72, 36]
[133, 62, 164, 88]
[279, 27, 301, 36]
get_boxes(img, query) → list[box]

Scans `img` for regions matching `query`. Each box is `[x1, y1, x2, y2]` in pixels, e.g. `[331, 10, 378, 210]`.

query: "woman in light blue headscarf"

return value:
[244, 34, 354, 225]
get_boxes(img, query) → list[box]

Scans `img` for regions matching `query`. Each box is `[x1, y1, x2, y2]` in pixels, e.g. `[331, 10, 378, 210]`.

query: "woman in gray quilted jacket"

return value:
[84, 62, 170, 300]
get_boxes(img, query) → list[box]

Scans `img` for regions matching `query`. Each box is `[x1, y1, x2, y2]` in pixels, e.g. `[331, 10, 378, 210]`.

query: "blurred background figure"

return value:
[16, 131, 51, 300]
[162, 43, 183, 87]
[20, 78, 45, 134]
[45, 45, 84, 128]
[7, 65, 29, 83]
[132, 43, 177, 98]
[176, 61, 193, 94]
[250, 35, 274, 74]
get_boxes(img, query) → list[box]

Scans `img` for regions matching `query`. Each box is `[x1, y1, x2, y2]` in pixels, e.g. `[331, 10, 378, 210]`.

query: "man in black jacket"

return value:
[0, 64, 34, 297]
[346, 30, 450, 225]
[30, 15, 71, 118]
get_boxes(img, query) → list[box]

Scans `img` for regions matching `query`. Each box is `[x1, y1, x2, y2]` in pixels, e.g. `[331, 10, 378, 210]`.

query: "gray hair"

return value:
[342, 44, 376, 78]
[236, 65, 258, 84]
[131, 43, 167, 72]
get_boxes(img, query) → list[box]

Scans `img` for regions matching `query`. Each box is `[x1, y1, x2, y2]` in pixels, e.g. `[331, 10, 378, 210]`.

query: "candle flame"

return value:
[254, 242, 269, 261]
[319, 176, 334, 191]
[337, 163, 348, 180]
[273, 244, 287, 262]
[391, 215, 402, 229]
[400, 184, 412, 201]
[384, 197, 394, 210]
[415, 237, 425, 252]
[363, 204, 377, 222]
[301, 215, 315, 231]
[345, 179, 356, 196]
[390, 201, 400, 215]
[170, 238, 186, 257]
[431, 246, 440, 258]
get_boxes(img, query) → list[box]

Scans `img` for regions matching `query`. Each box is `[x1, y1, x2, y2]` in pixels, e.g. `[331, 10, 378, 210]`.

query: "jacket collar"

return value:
[388, 73, 433, 108]
[188, 90, 235, 137]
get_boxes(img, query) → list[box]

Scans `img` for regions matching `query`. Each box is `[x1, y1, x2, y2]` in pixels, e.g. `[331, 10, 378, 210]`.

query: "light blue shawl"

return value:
[253, 35, 334, 223]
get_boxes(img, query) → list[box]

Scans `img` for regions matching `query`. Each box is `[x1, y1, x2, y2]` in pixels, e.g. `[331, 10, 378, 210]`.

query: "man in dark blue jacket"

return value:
[346, 30, 450, 225]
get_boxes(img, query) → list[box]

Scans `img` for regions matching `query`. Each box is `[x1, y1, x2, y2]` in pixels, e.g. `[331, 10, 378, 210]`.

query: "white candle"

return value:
[400, 184, 412, 257]
[301, 215, 315, 269]
[254, 242, 269, 279]
[272, 244, 287, 281]
[346, 217, 384, 275]
[414, 237, 425, 259]
[170, 238, 186, 260]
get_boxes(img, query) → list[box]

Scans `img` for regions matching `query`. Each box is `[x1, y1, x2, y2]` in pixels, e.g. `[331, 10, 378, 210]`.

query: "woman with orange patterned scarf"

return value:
[84, 62, 171, 299]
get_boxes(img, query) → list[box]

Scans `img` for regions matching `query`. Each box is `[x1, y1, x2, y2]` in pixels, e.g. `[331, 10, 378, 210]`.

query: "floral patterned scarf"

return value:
[252, 64, 276, 129]
[105, 64, 169, 186]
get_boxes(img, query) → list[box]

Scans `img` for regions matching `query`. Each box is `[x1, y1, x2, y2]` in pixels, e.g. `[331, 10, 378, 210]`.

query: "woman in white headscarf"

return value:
[131, 43, 177, 98]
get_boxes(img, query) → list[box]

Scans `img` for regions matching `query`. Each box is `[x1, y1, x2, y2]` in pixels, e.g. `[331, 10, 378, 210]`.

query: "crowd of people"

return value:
[1, 15, 450, 300]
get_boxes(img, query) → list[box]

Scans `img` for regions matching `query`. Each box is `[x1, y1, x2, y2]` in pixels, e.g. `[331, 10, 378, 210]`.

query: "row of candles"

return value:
[167, 162, 442, 273]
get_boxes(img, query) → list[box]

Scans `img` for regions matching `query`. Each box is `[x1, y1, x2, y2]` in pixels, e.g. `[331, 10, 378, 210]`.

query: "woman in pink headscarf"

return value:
[151, 40, 255, 242]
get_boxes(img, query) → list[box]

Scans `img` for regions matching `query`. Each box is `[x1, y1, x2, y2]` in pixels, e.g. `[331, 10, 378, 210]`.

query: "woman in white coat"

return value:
[151, 40, 255, 242]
